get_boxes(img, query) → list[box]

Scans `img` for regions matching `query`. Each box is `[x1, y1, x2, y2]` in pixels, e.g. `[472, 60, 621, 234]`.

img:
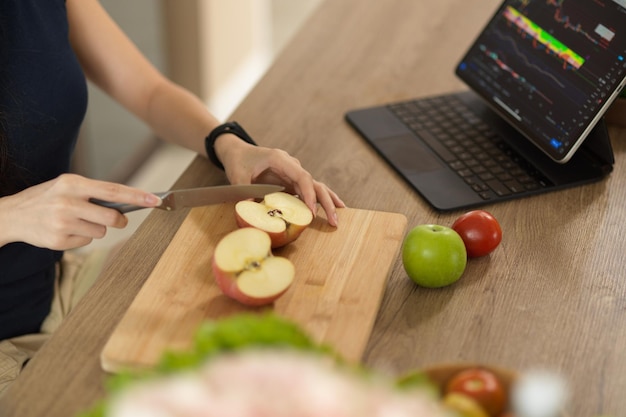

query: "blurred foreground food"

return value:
[79, 313, 447, 417]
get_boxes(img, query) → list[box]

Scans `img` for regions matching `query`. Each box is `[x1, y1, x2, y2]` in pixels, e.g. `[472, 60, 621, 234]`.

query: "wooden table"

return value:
[3, 1, 626, 416]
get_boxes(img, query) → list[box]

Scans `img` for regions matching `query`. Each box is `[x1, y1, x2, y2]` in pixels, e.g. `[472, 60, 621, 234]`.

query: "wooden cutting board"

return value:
[101, 204, 407, 373]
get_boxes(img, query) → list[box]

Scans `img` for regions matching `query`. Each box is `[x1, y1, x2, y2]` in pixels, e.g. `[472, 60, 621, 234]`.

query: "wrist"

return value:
[0, 195, 19, 247]
[205, 122, 257, 170]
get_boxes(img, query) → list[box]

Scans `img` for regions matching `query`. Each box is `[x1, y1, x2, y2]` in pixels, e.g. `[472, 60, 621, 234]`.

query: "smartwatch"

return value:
[205, 121, 257, 170]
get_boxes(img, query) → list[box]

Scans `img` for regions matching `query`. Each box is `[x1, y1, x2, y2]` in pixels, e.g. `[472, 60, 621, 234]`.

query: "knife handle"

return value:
[89, 192, 167, 214]
[89, 199, 143, 213]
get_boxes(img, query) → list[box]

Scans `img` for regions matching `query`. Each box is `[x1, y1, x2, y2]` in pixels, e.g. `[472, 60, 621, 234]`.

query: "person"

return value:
[0, 0, 345, 395]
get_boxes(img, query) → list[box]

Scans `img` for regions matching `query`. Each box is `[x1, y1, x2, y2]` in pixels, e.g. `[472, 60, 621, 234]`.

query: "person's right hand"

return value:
[0, 174, 161, 250]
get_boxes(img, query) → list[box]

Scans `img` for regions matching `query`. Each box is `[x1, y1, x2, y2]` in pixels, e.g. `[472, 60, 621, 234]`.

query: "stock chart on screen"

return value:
[457, 0, 626, 155]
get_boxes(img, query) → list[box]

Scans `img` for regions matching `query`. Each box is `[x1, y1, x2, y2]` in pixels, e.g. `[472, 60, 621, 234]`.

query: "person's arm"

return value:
[66, 0, 344, 226]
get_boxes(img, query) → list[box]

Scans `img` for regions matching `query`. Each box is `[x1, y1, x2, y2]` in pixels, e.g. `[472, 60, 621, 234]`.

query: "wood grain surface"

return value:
[101, 205, 407, 372]
[3, 1, 626, 417]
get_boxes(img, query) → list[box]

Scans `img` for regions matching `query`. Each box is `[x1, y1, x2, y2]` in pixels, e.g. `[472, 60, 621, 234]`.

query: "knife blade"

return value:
[90, 184, 284, 213]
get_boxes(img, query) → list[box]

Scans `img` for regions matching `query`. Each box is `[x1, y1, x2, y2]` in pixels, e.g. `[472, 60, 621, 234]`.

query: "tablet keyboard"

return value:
[389, 95, 551, 200]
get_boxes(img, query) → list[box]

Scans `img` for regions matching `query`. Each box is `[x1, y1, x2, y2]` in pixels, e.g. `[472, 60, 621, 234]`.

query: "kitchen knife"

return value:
[90, 184, 284, 213]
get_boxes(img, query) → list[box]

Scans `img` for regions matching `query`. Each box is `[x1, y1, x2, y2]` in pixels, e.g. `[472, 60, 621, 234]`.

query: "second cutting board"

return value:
[101, 204, 407, 373]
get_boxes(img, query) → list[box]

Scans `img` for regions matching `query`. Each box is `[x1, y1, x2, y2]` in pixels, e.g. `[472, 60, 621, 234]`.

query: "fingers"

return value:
[261, 153, 347, 227]
[311, 181, 347, 227]
[70, 176, 162, 209]
[54, 174, 160, 227]
[222, 147, 346, 227]
[291, 174, 318, 215]
[25, 174, 161, 250]
[259, 152, 320, 216]
[75, 202, 129, 229]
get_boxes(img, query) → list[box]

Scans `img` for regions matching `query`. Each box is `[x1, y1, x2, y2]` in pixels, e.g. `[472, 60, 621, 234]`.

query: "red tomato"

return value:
[445, 368, 507, 417]
[451, 210, 502, 258]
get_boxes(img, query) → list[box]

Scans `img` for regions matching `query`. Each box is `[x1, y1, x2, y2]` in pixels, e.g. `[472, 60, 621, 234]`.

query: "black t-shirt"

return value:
[0, 0, 88, 339]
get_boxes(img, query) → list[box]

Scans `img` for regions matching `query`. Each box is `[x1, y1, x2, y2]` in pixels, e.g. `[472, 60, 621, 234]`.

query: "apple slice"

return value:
[235, 192, 313, 248]
[212, 227, 295, 306]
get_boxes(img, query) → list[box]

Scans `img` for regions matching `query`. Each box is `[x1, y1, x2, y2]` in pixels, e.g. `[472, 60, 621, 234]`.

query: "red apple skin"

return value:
[234, 212, 308, 248]
[211, 256, 288, 306]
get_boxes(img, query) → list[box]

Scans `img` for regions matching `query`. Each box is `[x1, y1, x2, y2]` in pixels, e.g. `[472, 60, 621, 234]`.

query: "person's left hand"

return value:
[216, 137, 345, 227]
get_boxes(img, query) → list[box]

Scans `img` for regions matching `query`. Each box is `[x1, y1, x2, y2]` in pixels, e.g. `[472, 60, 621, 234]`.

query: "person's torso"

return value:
[0, 0, 88, 339]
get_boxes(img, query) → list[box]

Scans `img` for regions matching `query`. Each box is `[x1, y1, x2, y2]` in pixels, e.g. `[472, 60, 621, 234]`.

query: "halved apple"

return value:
[235, 192, 313, 248]
[212, 227, 295, 306]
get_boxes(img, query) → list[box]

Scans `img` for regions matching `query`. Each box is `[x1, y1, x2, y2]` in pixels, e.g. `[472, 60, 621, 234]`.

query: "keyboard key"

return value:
[504, 180, 524, 193]
[413, 128, 456, 163]
[486, 179, 511, 196]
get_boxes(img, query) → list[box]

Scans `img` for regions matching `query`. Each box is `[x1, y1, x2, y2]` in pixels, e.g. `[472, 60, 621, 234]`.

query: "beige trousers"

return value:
[0, 248, 109, 397]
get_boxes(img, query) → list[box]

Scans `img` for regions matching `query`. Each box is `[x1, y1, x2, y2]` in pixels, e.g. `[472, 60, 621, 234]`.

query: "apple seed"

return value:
[241, 259, 264, 273]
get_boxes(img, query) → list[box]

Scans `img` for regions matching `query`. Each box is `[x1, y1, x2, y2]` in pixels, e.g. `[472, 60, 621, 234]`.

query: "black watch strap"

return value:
[205, 121, 257, 170]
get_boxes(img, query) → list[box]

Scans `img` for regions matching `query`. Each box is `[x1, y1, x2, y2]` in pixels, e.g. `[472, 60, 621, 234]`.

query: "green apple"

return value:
[402, 224, 467, 288]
